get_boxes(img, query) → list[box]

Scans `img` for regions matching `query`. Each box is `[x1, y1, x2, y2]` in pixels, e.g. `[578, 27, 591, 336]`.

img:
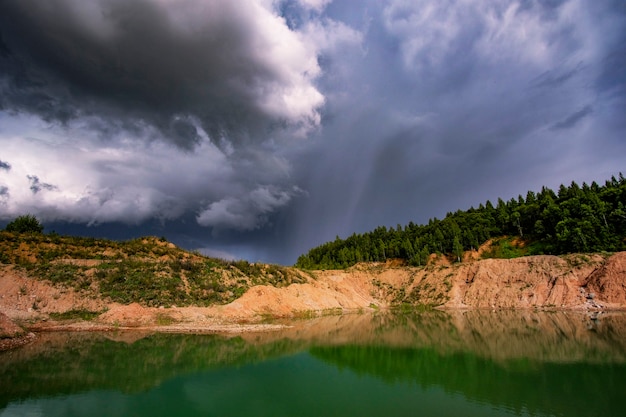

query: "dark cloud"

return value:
[551, 106, 593, 130]
[27, 175, 58, 194]
[0, 160, 11, 171]
[0, 33, 10, 58]
[0, 185, 8, 208]
[531, 64, 582, 89]
[0, 0, 323, 149]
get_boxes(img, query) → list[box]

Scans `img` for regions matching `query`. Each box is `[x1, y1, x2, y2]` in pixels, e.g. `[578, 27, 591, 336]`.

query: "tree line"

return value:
[295, 174, 626, 269]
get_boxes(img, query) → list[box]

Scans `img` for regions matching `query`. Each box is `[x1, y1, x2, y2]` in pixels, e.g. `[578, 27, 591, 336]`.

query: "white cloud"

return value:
[296, 0, 332, 13]
[382, 0, 592, 72]
[235, 0, 325, 129]
[0, 122, 236, 224]
[196, 185, 298, 231]
[383, 0, 469, 69]
[301, 18, 363, 53]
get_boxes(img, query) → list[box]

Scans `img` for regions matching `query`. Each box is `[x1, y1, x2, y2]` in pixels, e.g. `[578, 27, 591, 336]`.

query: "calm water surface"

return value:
[1, 311, 625, 417]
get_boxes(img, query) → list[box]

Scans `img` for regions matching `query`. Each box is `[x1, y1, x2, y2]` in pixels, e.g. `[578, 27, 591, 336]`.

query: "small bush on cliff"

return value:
[5, 215, 43, 234]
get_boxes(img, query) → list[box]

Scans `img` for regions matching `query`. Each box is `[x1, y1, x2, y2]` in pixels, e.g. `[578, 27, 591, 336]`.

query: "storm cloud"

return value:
[0, 0, 325, 148]
[0, 0, 624, 264]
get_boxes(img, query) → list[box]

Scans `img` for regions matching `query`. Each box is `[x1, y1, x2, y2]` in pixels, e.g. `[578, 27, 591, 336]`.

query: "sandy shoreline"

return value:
[26, 320, 292, 334]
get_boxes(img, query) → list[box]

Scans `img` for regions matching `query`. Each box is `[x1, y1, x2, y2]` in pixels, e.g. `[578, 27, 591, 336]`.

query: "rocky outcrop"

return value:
[582, 252, 626, 305]
[217, 252, 626, 317]
[0, 312, 35, 351]
[0, 311, 24, 338]
[303, 252, 626, 312]
[445, 253, 625, 310]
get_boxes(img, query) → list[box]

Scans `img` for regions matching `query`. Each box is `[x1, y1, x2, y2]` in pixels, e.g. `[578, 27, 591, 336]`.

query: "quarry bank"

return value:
[1, 247, 626, 350]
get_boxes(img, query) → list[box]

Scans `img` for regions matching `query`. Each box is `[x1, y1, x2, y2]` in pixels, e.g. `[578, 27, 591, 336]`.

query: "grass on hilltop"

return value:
[0, 231, 308, 307]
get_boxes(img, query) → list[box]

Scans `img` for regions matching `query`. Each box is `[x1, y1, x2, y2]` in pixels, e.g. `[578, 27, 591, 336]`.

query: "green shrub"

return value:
[5, 214, 44, 234]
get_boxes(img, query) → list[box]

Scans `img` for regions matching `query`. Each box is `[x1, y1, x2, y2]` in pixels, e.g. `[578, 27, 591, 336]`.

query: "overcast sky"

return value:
[0, 0, 624, 264]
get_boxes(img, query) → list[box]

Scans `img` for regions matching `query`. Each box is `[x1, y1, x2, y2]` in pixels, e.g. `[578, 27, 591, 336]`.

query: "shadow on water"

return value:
[1, 310, 625, 416]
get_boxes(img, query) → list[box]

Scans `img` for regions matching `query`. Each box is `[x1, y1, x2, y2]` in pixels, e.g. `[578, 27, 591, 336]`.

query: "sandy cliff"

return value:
[217, 252, 626, 315]
[1, 252, 625, 341]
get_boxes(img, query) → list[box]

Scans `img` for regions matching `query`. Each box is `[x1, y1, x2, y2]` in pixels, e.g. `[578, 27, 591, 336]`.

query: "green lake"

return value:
[1, 311, 625, 417]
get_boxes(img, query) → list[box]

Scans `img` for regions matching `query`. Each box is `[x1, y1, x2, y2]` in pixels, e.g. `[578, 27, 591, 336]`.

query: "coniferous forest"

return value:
[295, 175, 626, 270]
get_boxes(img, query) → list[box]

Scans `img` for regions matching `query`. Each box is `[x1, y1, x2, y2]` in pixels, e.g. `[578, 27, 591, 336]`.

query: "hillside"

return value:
[0, 231, 309, 308]
[1, 231, 626, 349]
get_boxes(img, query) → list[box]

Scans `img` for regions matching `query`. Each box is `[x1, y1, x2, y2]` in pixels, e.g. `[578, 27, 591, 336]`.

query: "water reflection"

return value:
[1, 311, 625, 417]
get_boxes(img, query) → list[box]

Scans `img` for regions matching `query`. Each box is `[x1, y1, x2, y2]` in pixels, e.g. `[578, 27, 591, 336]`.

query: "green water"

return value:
[1, 311, 625, 417]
